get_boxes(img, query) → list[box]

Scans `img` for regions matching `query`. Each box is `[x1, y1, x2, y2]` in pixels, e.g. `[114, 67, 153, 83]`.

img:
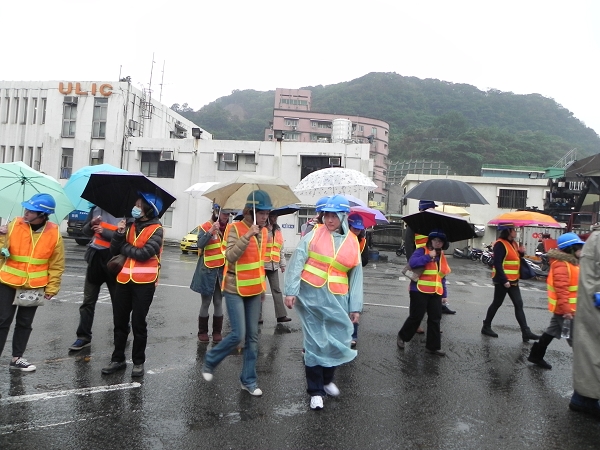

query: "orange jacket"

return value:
[199, 221, 225, 268]
[117, 223, 162, 284]
[222, 221, 267, 297]
[301, 225, 360, 295]
[547, 249, 579, 314]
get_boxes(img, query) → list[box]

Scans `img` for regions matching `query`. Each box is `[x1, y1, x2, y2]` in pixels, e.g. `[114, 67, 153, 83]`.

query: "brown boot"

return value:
[198, 316, 210, 343]
[212, 316, 224, 343]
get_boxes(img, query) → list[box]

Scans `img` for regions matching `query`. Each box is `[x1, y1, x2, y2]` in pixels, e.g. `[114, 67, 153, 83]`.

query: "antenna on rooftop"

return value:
[159, 61, 166, 103]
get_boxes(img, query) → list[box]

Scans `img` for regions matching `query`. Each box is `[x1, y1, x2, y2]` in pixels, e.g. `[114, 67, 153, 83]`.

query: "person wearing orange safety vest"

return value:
[284, 194, 363, 411]
[348, 213, 368, 349]
[397, 229, 450, 356]
[70, 206, 122, 351]
[101, 192, 164, 378]
[190, 204, 229, 343]
[201, 190, 272, 397]
[0, 193, 65, 372]
[481, 223, 541, 343]
[527, 232, 583, 370]
[259, 212, 292, 324]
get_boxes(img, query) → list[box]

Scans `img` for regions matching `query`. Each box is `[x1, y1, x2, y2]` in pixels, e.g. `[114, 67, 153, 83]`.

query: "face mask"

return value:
[131, 206, 143, 219]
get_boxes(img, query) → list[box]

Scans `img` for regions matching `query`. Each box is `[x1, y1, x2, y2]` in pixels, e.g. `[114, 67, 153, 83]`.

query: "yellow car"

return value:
[180, 226, 199, 254]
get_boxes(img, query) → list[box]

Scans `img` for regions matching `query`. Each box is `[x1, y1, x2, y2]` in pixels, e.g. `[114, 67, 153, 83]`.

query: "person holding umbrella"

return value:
[69, 205, 122, 351]
[284, 194, 363, 411]
[0, 193, 65, 371]
[397, 229, 450, 356]
[101, 192, 164, 378]
[260, 211, 292, 324]
[190, 204, 229, 343]
[481, 223, 540, 342]
[201, 190, 272, 397]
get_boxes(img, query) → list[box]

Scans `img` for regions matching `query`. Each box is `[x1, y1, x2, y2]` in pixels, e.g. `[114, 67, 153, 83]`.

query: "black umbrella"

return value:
[401, 209, 476, 242]
[81, 172, 176, 218]
[269, 204, 300, 217]
[403, 179, 489, 205]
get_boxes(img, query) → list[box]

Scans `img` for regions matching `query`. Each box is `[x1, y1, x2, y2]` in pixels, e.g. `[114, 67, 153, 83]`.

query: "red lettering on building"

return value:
[58, 82, 113, 97]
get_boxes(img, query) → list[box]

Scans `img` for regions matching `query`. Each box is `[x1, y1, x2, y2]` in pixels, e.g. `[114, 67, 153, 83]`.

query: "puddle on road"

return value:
[273, 401, 306, 417]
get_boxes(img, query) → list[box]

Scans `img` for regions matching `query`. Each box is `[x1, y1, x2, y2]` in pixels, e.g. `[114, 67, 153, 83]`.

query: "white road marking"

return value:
[0, 382, 141, 405]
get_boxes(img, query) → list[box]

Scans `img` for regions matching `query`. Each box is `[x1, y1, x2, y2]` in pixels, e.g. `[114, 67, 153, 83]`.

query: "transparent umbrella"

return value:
[293, 168, 377, 196]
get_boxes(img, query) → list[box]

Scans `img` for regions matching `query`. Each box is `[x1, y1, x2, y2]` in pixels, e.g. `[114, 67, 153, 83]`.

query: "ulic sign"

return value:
[58, 82, 112, 97]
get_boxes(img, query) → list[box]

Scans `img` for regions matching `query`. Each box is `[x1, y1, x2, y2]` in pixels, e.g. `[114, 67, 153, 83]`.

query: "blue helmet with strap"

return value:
[21, 193, 56, 214]
[138, 192, 163, 218]
[315, 196, 330, 212]
[321, 195, 351, 213]
[419, 200, 437, 211]
[557, 232, 585, 250]
[428, 229, 447, 242]
[497, 223, 516, 231]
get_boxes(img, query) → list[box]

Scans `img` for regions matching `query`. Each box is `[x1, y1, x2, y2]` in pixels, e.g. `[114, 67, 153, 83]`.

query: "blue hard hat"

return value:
[138, 192, 163, 218]
[246, 190, 273, 211]
[557, 232, 585, 250]
[428, 229, 447, 242]
[21, 193, 56, 214]
[497, 223, 516, 231]
[213, 203, 220, 210]
[348, 213, 365, 230]
[315, 196, 330, 212]
[419, 200, 437, 211]
[321, 194, 351, 213]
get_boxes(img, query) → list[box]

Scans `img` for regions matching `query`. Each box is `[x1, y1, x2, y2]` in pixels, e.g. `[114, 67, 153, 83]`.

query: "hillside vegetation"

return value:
[171, 72, 599, 175]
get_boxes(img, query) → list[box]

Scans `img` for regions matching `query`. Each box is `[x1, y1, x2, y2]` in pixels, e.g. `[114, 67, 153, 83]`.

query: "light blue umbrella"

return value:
[63, 164, 127, 211]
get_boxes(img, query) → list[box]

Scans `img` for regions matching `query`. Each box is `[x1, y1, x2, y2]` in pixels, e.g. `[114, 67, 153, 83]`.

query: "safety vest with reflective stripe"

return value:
[117, 223, 162, 284]
[91, 222, 118, 249]
[301, 225, 360, 295]
[415, 234, 428, 249]
[547, 260, 579, 313]
[491, 239, 520, 282]
[264, 228, 284, 263]
[0, 218, 59, 288]
[416, 252, 451, 295]
[222, 221, 267, 297]
[199, 221, 225, 268]
[359, 238, 366, 253]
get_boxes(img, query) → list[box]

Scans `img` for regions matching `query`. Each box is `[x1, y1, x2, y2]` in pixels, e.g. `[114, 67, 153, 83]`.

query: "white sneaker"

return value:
[9, 358, 36, 372]
[240, 384, 263, 396]
[310, 395, 324, 410]
[202, 369, 213, 382]
[324, 382, 340, 397]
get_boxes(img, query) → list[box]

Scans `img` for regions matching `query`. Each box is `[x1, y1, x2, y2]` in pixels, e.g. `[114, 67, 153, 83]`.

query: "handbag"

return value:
[13, 287, 45, 307]
[519, 257, 537, 280]
[106, 254, 127, 276]
[401, 264, 424, 282]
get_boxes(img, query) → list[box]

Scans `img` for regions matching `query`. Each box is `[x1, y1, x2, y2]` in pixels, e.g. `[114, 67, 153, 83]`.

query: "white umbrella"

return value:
[184, 181, 221, 199]
[202, 174, 300, 210]
[293, 167, 377, 195]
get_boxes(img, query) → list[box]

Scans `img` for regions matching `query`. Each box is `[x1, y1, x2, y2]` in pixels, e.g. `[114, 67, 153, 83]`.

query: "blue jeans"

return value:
[203, 292, 261, 389]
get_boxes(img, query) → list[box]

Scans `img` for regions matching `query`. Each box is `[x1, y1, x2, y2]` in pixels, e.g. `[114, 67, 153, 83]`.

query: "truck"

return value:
[66, 209, 91, 245]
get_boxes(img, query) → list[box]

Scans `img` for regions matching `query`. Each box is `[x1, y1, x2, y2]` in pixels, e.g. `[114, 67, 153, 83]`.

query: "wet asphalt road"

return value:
[0, 243, 599, 449]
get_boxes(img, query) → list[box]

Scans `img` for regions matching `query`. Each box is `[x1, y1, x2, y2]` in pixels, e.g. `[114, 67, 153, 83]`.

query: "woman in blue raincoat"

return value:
[284, 194, 363, 411]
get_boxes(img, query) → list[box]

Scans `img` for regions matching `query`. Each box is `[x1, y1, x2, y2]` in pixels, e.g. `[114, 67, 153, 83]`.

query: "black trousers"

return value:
[111, 281, 155, 365]
[0, 283, 38, 358]
[484, 284, 528, 330]
[398, 290, 442, 351]
[305, 365, 336, 397]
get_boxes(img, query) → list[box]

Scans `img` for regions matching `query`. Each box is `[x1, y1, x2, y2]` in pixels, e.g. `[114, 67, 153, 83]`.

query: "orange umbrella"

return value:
[488, 211, 562, 228]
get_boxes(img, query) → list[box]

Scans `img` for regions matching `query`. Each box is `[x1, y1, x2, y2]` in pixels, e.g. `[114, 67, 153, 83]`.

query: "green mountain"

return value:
[171, 72, 600, 175]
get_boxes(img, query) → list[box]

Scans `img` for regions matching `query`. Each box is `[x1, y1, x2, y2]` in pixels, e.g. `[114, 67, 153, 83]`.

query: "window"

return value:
[34, 147, 42, 170]
[162, 208, 174, 227]
[280, 98, 308, 106]
[311, 121, 317, 127]
[2, 97, 9, 123]
[217, 152, 238, 171]
[13, 97, 19, 123]
[32, 98, 38, 124]
[41, 98, 47, 124]
[62, 97, 78, 137]
[18, 146, 24, 161]
[498, 189, 527, 209]
[297, 207, 316, 234]
[385, 130, 388, 136]
[9, 146, 15, 162]
[0, 146, 5, 163]
[92, 98, 108, 138]
[20, 98, 28, 124]
[284, 119, 298, 127]
[284, 132, 299, 141]
[60, 148, 73, 179]
[301, 156, 333, 179]
[140, 152, 176, 178]
[318, 122, 332, 129]
[371, 127, 377, 136]
[27, 147, 33, 167]
[358, 125, 364, 132]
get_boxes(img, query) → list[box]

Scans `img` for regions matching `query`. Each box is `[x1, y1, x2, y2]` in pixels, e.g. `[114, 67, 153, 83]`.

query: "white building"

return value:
[0, 80, 372, 250]
[393, 174, 559, 255]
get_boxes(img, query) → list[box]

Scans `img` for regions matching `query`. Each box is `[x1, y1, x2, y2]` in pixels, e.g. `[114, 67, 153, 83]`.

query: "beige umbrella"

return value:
[441, 205, 470, 216]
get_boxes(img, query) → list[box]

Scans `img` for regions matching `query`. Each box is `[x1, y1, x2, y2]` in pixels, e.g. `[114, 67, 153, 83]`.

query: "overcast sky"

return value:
[5, 0, 600, 138]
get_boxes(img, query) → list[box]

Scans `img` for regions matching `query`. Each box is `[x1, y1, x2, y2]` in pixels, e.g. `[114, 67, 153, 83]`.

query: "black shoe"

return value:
[101, 361, 126, 375]
[277, 316, 292, 323]
[131, 364, 145, 377]
[442, 305, 456, 314]
[522, 328, 541, 342]
[397, 335, 405, 349]
[481, 323, 498, 338]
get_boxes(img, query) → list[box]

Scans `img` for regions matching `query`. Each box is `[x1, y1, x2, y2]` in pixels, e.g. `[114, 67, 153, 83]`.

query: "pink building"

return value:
[264, 88, 389, 200]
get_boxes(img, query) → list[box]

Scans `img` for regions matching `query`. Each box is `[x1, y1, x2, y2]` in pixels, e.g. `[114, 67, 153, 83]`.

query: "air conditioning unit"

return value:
[129, 119, 139, 131]
[329, 157, 341, 167]
[222, 153, 237, 163]
[160, 150, 175, 161]
[90, 149, 104, 159]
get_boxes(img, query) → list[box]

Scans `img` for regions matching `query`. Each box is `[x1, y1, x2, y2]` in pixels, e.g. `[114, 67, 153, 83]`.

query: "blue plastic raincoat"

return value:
[284, 225, 363, 367]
